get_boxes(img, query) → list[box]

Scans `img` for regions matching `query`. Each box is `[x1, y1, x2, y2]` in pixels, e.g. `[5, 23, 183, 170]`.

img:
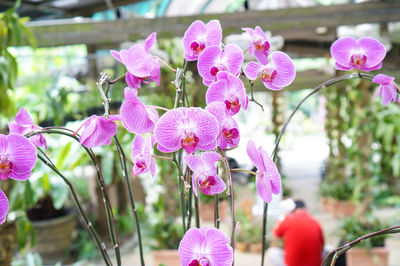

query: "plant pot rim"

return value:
[30, 211, 77, 227]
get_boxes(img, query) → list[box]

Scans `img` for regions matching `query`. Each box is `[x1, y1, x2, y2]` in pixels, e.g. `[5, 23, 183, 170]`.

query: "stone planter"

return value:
[249, 243, 262, 253]
[0, 222, 17, 266]
[331, 199, 355, 218]
[199, 200, 229, 221]
[152, 249, 180, 266]
[28, 212, 77, 264]
[235, 242, 249, 252]
[347, 247, 389, 266]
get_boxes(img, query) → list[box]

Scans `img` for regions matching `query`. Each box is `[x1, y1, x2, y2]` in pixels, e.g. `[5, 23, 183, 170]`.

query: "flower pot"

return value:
[0, 222, 17, 266]
[28, 211, 77, 264]
[321, 197, 331, 213]
[152, 249, 180, 266]
[347, 247, 389, 266]
[331, 199, 355, 218]
[249, 243, 262, 253]
[199, 200, 229, 222]
[235, 242, 249, 252]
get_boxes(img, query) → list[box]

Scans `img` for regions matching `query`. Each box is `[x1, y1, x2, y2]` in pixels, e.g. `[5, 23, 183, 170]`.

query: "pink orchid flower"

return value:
[77, 115, 120, 148]
[206, 102, 240, 149]
[131, 135, 156, 177]
[179, 227, 233, 266]
[184, 152, 225, 196]
[330, 36, 386, 72]
[373, 74, 399, 105]
[154, 107, 219, 154]
[0, 189, 9, 224]
[110, 32, 160, 89]
[183, 20, 222, 61]
[246, 140, 281, 203]
[206, 71, 248, 116]
[120, 88, 159, 134]
[244, 51, 296, 90]
[198, 44, 244, 86]
[8, 108, 47, 149]
[0, 133, 37, 224]
[243, 26, 270, 64]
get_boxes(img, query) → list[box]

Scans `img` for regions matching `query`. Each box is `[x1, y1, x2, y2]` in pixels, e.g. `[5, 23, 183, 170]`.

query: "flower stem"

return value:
[219, 147, 236, 263]
[113, 136, 145, 266]
[186, 169, 193, 230]
[261, 203, 268, 266]
[36, 151, 112, 266]
[231, 168, 257, 175]
[194, 192, 200, 228]
[248, 80, 264, 111]
[151, 154, 173, 161]
[259, 72, 375, 265]
[29, 129, 121, 265]
[155, 56, 177, 73]
[173, 154, 187, 233]
[214, 194, 220, 229]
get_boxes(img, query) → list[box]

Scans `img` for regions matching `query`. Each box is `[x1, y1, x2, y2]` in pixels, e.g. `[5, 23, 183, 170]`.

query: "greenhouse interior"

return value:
[0, 0, 400, 265]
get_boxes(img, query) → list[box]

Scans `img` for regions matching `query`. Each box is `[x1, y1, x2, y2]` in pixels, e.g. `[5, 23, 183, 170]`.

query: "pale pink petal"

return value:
[192, 173, 199, 197]
[110, 50, 123, 63]
[204, 228, 233, 266]
[260, 149, 281, 194]
[206, 80, 229, 105]
[14, 108, 33, 125]
[183, 20, 206, 61]
[80, 116, 117, 148]
[255, 26, 267, 40]
[206, 102, 227, 124]
[256, 173, 272, 203]
[358, 37, 386, 69]
[196, 140, 217, 151]
[179, 228, 206, 265]
[150, 60, 161, 85]
[244, 62, 262, 80]
[6, 134, 37, 181]
[144, 32, 157, 52]
[246, 140, 264, 171]
[132, 135, 145, 158]
[330, 37, 357, 68]
[125, 72, 142, 90]
[188, 108, 219, 147]
[154, 109, 184, 153]
[8, 122, 26, 135]
[123, 45, 152, 77]
[120, 88, 158, 134]
[198, 45, 221, 82]
[334, 62, 353, 71]
[270, 51, 296, 87]
[201, 152, 221, 172]
[242, 27, 255, 54]
[205, 20, 222, 46]
[184, 155, 204, 173]
[223, 44, 243, 75]
[359, 62, 382, 72]
[156, 143, 178, 153]
[0, 189, 9, 225]
[373, 74, 394, 85]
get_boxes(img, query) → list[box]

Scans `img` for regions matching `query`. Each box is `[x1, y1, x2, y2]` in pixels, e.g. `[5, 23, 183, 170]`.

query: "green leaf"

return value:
[56, 142, 72, 169]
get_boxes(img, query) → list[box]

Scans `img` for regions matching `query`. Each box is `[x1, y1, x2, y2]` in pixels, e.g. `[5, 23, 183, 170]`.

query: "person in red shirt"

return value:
[269, 200, 324, 266]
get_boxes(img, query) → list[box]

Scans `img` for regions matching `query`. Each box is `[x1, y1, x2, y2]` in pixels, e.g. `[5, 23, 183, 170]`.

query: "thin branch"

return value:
[231, 168, 257, 176]
[248, 80, 264, 111]
[152, 154, 173, 161]
[155, 56, 177, 73]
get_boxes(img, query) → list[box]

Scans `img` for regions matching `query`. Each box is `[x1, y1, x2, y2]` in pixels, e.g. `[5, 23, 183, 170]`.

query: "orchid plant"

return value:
[0, 18, 399, 266]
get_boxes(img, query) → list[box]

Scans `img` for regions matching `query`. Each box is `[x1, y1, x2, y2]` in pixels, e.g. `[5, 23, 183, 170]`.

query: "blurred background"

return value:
[0, 0, 400, 265]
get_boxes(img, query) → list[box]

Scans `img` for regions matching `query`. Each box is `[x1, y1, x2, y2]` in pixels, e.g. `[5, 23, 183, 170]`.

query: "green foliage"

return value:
[339, 214, 388, 249]
[320, 177, 355, 201]
[0, 3, 36, 117]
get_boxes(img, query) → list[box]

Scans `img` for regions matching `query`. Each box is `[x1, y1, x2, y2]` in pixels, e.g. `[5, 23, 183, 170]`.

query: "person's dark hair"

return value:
[294, 200, 306, 210]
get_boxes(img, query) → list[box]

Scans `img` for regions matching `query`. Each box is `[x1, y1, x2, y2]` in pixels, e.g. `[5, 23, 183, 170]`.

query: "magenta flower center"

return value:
[135, 157, 146, 170]
[350, 53, 367, 67]
[222, 127, 239, 144]
[0, 155, 13, 180]
[190, 41, 206, 53]
[181, 130, 200, 154]
[210, 66, 219, 76]
[254, 39, 270, 54]
[200, 175, 217, 189]
[224, 99, 241, 114]
[261, 67, 278, 82]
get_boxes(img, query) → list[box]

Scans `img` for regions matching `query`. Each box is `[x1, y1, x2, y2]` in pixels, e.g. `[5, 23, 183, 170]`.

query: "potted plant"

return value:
[322, 179, 356, 218]
[235, 209, 251, 252]
[248, 224, 263, 253]
[339, 214, 389, 266]
[199, 193, 229, 222]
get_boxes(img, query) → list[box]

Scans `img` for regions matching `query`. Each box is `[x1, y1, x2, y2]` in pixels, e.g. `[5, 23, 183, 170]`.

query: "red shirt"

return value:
[274, 210, 324, 266]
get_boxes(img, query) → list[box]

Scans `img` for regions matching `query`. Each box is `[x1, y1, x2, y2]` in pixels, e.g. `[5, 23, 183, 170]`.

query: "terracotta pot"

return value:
[235, 242, 249, 252]
[347, 247, 389, 266]
[331, 199, 355, 218]
[321, 197, 331, 213]
[152, 249, 180, 266]
[0, 222, 17, 266]
[28, 212, 77, 264]
[249, 243, 262, 253]
[199, 200, 229, 221]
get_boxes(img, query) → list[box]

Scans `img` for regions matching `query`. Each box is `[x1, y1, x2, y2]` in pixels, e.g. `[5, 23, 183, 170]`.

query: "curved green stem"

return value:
[260, 72, 375, 265]
[113, 136, 145, 266]
[27, 128, 121, 265]
[36, 151, 112, 265]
